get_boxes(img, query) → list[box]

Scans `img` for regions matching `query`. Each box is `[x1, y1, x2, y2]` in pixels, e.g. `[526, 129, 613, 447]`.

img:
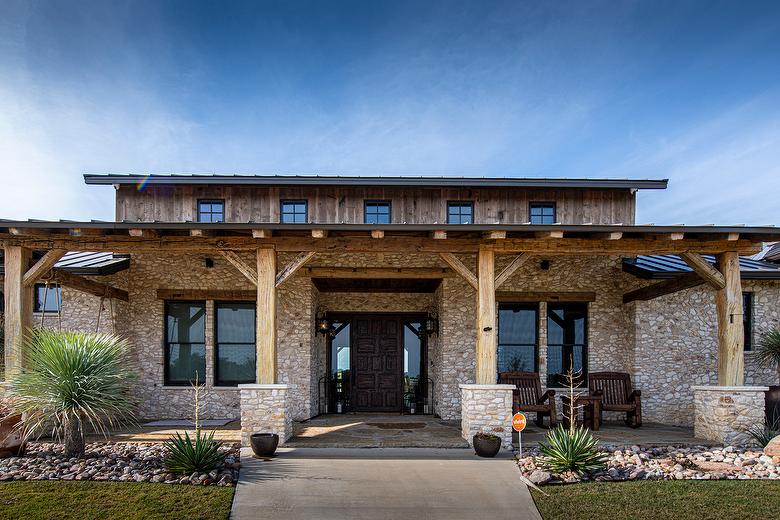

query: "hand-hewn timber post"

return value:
[715, 251, 744, 386]
[4, 246, 33, 376]
[475, 247, 497, 384]
[256, 248, 277, 384]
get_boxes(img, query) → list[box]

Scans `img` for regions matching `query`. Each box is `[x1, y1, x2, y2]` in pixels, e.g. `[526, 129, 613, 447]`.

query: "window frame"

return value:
[447, 201, 474, 224]
[363, 200, 392, 224]
[33, 283, 61, 314]
[497, 302, 539, 374]
[545, 302, 588, 388]
[743, 292, 753, 351]
[280, 199, 308, 223]
[197, 199, 225, 223]
[214, 301, 257, 387]
[529, 201, 557, 225]
[163, 300, 207, 387]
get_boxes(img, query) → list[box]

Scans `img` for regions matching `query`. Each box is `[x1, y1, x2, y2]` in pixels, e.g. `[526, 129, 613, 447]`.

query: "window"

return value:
[328, 321, 351, 412]
[546, 303, 587, 387]
[34, 284, 61, 313]
[744, 292, 753, 351]
[530, 202, 556, 224]
[197, 200, 225, 223]
[281, 200, 308, 223]
[215, 302, 256, 386]
[447, 202, 473, 224]
[498, 304, 538, 374]
[364, 201, 391, 224]
[164, 301, 206, 386]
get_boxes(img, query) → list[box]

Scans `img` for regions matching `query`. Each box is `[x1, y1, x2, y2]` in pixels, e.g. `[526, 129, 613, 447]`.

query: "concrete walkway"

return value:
[231, 447, 542, 520]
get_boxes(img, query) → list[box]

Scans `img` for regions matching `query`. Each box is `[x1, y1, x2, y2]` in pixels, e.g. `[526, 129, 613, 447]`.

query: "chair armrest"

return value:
[538, 389, 555, 404]
[629, 390, 642, 401]
[590, 389, 604, 398]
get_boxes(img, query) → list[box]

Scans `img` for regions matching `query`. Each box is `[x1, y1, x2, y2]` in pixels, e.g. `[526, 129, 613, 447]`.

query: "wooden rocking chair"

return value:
[498, 372, 557, 428]
[588, 372, 642, 428]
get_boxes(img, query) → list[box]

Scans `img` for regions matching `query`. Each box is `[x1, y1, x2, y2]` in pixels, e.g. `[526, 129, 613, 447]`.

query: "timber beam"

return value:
[494, 253, 531, 288]
[275, 251, 316, 287]
[0, 235, 762, 256]
[439, 253, 478, 289]
[22, 248, 67, 287]
[715, 251, 745, 386]
[622, 272, 705, 304]
[219, 250, 258, 286]
[301, 267, 453, 279]
[680, 252, 726, 289]
[49, 269, 129, 302]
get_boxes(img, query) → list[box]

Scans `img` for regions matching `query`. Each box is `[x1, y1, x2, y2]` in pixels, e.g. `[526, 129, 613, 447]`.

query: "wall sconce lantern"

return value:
[315, 315, 332, 336]
[423, 315, 439, 337]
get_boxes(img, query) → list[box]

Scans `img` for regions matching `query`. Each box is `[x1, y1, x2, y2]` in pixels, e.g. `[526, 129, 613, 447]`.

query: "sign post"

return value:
[512, 412, 527, 454]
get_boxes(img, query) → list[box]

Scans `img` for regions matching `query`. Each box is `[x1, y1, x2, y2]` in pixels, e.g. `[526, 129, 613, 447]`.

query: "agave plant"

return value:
[164, 430, 224, 474]
[754, 326, 780, 382]
[8, 329, 137, 458]
[538, 424, 609, 476]
[746, 418, 780, 448]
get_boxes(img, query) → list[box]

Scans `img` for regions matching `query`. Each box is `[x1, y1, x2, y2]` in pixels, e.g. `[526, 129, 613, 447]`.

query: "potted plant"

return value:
[755, 326, 780, 426]
[472, 432, 501, 457]
[250, 433, 279, 457]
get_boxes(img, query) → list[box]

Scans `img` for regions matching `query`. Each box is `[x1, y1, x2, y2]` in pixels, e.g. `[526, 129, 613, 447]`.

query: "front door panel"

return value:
[353, 316, 402, 411]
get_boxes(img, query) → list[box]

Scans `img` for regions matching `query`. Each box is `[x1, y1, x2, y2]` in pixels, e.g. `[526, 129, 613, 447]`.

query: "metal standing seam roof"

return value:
[83, 173, 669, 190]
[623, 254, 780, 280]
[0, 251, 130, 276]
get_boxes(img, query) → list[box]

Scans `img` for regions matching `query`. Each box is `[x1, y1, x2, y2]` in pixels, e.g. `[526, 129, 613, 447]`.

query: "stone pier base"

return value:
[692, 385, 768, 446]
[459, 384, 515, 450]
[238, 384, 294, 447]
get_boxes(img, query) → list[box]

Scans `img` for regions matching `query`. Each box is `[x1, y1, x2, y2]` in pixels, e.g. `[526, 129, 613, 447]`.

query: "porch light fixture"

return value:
[315, 316, 332, 336]
[422, 315, 439, 337]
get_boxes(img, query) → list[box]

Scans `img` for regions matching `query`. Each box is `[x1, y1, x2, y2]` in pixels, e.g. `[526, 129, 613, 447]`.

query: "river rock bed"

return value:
[0, 441, 240, 486]
[518, 445, 780, 486]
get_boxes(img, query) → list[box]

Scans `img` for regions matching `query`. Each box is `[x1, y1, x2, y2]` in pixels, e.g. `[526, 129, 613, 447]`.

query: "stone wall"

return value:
[693, 386, 768, 445]
[460, 384, 514, 449]
[238, 384, 294, 446]
[634, 280, 780, 426]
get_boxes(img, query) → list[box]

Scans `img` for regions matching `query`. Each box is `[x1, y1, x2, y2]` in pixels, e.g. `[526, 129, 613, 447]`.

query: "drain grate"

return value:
[366, 422, 426, 429]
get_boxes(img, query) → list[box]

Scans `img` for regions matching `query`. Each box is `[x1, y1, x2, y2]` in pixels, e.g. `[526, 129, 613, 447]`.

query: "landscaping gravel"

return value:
[0, 442, 240, 486]
[518, 445, 780, 486]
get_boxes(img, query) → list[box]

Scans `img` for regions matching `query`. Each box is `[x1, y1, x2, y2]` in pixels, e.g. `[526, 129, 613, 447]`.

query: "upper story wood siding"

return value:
[115, 185, 636, 225]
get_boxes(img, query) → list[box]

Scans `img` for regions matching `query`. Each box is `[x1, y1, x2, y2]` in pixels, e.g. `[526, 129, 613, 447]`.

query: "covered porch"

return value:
[2, 221, 778, 448]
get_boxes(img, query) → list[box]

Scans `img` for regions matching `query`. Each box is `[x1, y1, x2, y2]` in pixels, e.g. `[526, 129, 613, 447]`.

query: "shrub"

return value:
[755, 326, 780, 382]
[538, 424, 609, 476]
[164, 430, 224, 474]
[746, 418, 780, 448]
[8, 329, 137, 458]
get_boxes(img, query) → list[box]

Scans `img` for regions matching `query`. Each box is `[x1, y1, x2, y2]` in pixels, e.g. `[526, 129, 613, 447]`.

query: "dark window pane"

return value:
[497, 345, 535, 373]
[216, 302, 256, 386]
[166, 302, 205, 343]
[166, 343, 206, 384]
[743, 292, 753, 351]
[498, 306, 537, 344]
[404, 322, 422, 379]
[546, 303, 588, 387]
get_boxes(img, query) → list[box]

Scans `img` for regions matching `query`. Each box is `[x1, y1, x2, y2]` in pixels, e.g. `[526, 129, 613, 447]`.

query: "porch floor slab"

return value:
[520, 421, 711, 447]
[288, 414, 468, 448]
[231, 447, 542, 520]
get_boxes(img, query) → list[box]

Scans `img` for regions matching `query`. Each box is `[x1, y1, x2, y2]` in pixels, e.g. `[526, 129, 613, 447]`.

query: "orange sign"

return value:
[512, 412, 527, 432]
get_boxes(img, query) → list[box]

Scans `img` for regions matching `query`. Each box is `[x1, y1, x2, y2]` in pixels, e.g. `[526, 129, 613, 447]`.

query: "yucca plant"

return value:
[539, 424, 609, 475]
[746, 417, 780, 448]
[164, 429, 224, 474]
[164, 375, 224, 474]
[754, 326, 780, 382]
[8, 329, 137, 457]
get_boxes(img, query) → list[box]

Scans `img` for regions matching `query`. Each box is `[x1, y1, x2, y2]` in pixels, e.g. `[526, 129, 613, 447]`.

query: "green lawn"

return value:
[0, 481, 234, 520]
[533, 480, 780, 520]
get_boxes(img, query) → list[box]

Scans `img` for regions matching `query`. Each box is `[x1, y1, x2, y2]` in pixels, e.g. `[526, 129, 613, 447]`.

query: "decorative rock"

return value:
[528, 470, 552, 485]
[764, 436, 780, 457]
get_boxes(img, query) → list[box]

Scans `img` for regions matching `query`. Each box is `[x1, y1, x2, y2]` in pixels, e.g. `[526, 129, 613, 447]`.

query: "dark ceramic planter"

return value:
[766, 386, 780, 427]
[472, 434, 501, 458]
[250, 433, 279, 458]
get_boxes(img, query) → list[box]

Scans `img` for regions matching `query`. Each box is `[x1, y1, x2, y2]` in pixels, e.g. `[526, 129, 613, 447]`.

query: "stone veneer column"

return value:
[460, 384, 515, 449]
[238, 384, 294, 446]
[692, 386, 768, 445]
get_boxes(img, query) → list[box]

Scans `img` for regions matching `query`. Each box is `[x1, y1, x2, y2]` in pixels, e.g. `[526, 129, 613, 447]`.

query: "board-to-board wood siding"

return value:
[116, 185, 636, 225]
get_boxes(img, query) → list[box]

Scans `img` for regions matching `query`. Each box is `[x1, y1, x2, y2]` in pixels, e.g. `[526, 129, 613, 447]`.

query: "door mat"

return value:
[143, 419, 232, 427]
[366, 422, 426, 429]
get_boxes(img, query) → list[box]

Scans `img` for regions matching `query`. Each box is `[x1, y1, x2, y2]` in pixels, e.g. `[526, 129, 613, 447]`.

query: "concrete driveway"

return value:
[230, 447, 542, 520]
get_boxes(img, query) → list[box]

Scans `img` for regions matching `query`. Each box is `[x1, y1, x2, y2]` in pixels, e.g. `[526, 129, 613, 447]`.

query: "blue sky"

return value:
[1, 0, 779, 224]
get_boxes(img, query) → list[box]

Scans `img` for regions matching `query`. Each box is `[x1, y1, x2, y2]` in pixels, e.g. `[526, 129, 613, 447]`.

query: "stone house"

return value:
[2, 174, 780, 447]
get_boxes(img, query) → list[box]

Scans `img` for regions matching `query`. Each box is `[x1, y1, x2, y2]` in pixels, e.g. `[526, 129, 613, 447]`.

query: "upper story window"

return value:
[364, 201, 391, 224]
[34, 284, 61, 313]
[529, 202, 556, 224]
[447, 202, 473, 224]
[744, 292, 753, 351]
[281, 200, 308, 223]
[198, 199, 225, 223]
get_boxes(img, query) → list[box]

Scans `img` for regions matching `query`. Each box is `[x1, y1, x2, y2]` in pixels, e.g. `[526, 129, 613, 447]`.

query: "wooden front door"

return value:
[352, 316, 402, 412]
